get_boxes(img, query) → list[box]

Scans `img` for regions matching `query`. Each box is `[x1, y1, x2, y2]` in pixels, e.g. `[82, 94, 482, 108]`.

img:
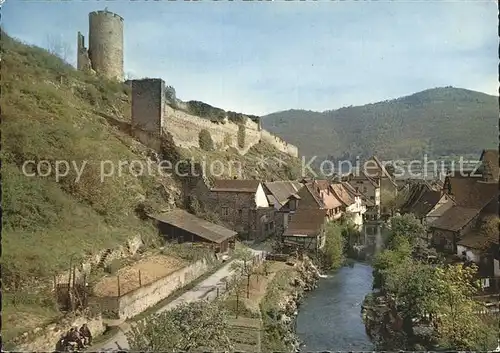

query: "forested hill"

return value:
[262, 87, 498, 161]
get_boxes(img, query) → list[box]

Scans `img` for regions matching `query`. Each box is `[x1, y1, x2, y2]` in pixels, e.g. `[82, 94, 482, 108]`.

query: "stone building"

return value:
[190, 178, 276, 241]
[77, 8, 124, 81]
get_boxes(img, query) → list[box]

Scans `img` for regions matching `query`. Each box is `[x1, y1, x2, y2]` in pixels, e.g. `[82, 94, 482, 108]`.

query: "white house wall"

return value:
[255, 184, 270, 208]
[494, 259, 500, 277]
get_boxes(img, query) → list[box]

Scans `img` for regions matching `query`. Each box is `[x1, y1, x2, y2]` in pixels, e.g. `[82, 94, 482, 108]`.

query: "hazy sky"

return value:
[3, 1, 497, 115]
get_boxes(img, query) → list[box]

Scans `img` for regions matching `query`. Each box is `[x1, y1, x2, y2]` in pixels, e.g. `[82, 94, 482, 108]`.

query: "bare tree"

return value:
[46, 34, 71, 62]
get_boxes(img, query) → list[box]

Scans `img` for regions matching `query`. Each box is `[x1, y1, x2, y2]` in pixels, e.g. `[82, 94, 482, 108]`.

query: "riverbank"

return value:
[259, 256, 321, 352]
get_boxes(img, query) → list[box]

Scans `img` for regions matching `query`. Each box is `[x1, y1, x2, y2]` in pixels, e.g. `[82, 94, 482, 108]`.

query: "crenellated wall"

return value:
[164, 105, 261, 154]
[130, 78, 299, 157]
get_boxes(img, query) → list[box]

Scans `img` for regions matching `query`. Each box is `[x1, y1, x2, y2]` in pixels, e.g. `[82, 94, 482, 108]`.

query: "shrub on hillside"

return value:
[199, 129, 215, 151]
[238, 125, 246, 149]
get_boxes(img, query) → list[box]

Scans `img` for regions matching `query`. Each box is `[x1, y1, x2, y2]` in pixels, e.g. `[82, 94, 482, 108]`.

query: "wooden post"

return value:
[247, 274, 250, 299]
[117, 275, 121, 297]
[138, 270, 142, 287]
[236, 290, 239, 318]
[217, 287, 220, 298]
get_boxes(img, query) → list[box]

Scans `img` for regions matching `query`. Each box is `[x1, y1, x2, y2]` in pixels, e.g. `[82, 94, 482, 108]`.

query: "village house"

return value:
[398, 182, 454, 227]
[189, 177, 276, 241]
[208, 179, 276, 241]
[428, 175, 498, 254]
[477, 149, 499, 182]
[150, 209, 237, 254]
[296, 180, 344, 221]
[330, 182, 367, 228]
[282, 208, 328, 252]
[262, 181, 303, 236]
[346, 171, 381, 222]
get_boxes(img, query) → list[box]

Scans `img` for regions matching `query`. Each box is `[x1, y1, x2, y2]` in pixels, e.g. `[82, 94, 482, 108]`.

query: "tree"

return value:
[230, 247, 255, 298]
[388, 214, 426, 248]
[431, 264, 489, 350]
[45, 34, 71, 62]
[322, 222, 346, 270]
[126, 300, 232, 352]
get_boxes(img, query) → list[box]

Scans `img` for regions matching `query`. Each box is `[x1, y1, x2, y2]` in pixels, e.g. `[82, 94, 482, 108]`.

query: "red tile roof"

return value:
[330, 183, 355, 207]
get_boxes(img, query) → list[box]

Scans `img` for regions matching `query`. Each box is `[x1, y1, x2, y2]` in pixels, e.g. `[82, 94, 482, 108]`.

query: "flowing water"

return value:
[296, 224, 388, 351]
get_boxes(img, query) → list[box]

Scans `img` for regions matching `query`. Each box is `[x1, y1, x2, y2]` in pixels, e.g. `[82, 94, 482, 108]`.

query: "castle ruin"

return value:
[77, 8, 124, 81]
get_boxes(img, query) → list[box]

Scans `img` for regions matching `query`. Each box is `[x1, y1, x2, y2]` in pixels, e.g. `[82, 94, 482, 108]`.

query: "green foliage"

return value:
[369, 218, 496, 350]
[126, 300, 232, 351]
[238, 124, 246, 148]
[387, 214, 426, 248]
[321, 222, 347, 270]
[1, 32, 175, 288]
[262, 87, 498, 160]
[431, 264, 489, 350]
[198, 129, 215, 151]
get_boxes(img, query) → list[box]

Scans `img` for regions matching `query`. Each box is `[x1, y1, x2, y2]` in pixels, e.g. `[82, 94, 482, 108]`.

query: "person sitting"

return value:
[66, 327, 84, 350]
[79, 324, 92, 346]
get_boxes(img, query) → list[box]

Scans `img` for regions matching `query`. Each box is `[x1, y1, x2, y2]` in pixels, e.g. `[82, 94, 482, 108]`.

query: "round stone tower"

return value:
[88, 9, 124, 81]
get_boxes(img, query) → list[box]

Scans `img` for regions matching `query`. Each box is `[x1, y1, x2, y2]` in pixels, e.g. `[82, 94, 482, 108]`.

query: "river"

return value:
[296, 224, 387, 351]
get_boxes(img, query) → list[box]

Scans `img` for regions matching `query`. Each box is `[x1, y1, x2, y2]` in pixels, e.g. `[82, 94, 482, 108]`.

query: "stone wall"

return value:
[90, 257, 213, 320]
[13, 312, 105, 352]
[260, 129, 299, 158]
[129, 78, 299, 157]
[55, 235, 144, 288]
[164, 105, 261, 154]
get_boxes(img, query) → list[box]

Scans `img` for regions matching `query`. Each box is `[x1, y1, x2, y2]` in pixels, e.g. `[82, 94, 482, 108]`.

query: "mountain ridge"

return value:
[262, 86, 498, 161]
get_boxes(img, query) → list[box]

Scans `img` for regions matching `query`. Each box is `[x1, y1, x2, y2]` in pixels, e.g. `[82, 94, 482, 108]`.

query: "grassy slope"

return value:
[1, 33, 304, 341]
[262, 87, 499, 160]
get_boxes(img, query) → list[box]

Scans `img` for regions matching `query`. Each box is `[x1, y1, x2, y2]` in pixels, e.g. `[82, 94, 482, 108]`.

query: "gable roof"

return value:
[426, 196, 455, 218]
[211, 179, 261, 193]
[479, 149, 499, 181]
[263, 181, 303, 206]
[149, 209, 237, 243]
[283, 209, 328, 237]
[428, 206, 480, 232]
[445, 177, 498, 209]
[363, 156, 397, 186]
[408, 190, 442, 218]
[303, 182, 325, 208]
[330, 183, 356, 207]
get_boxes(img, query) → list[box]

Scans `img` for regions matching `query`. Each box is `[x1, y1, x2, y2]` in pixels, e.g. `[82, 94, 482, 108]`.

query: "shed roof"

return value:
[283, 209, 328, 237]
[457, 231, 499, 250]
[149, 209, 237, 243]
[211, 179, 261, 193]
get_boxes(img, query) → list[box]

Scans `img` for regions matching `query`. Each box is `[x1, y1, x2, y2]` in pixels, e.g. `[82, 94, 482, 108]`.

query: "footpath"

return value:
[89, 249, 264, 351]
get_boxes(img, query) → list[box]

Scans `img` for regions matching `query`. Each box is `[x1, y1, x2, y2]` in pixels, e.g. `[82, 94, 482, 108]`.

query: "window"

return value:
[363, 187, 367, 193]
[369, 196, 374, 200]
[222, 207, 229, 217]
[356, 181, 363, 184]
[288, 214, 293, 222]
[238, 209, 243, 218]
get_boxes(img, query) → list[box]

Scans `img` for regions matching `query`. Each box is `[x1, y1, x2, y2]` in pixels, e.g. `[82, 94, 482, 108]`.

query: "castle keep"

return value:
[76, 10, 298, 157]
[77, 9, 124, 81]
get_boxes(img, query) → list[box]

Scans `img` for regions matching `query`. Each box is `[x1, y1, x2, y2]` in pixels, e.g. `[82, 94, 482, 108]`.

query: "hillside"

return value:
[1, 32, 304, 342]
[262, 87, 499, 161]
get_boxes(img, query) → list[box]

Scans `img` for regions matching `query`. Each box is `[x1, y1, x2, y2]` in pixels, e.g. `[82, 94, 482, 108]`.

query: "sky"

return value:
[3, 0, 498, 115]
